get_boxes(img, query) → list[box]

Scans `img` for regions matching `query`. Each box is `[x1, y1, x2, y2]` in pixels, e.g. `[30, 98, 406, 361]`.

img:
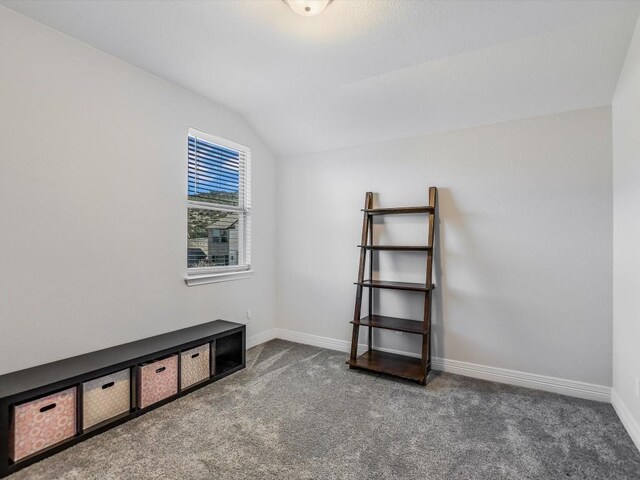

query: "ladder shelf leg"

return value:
[350, 192, 373, 361]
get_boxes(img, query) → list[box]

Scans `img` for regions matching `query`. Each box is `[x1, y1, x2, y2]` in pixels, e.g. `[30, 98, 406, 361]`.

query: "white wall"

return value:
[0, 5, 619, 399]
[277, 107, 613, 387]
[0, 7, 277, 375]
[612, 16, 640, 447]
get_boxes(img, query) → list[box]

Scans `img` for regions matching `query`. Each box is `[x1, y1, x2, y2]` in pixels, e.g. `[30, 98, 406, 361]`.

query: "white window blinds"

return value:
[187, 128, 251, 273]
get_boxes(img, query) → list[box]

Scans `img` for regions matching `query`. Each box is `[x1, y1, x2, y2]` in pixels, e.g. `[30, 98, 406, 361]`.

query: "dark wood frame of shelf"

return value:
[348, 188, 437, 385]
[357, 245, 432, 251]
[355, 279, 434, 292]
[0, 320, 245, 479]
[347, 350, 426, 383]
[362, 206, 434, 215]
[352, 314, 427, 334]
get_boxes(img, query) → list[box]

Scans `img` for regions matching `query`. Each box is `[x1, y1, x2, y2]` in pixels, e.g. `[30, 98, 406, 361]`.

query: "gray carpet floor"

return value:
[10, 340, 640, 479]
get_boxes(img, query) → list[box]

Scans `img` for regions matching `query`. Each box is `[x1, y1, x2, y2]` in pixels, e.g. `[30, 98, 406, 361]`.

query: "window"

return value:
[186, 128, 251, 285]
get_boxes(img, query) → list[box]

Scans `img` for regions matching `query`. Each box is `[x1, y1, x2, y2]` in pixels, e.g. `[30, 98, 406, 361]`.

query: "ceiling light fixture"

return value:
[284, 0, 333, 17]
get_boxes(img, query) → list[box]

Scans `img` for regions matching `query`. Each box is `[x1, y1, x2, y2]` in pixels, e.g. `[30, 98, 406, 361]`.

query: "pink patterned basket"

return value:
[138, 355, 178, 409]
[9, 387, 77, 462]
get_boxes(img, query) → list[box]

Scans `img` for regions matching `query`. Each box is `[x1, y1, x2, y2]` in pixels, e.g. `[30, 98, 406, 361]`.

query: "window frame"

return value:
[185, 128, 252, 286]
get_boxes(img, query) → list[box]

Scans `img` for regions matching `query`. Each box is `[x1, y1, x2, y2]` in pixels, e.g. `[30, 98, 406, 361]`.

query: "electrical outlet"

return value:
[635, 377, 640, 398]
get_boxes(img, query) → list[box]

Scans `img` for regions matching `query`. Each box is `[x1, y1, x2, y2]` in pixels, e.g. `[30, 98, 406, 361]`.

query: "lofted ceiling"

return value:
[3, 0, 640, 157]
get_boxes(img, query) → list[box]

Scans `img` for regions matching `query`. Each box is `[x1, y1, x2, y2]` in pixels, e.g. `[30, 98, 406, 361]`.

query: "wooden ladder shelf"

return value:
[347, 187, 437, 385]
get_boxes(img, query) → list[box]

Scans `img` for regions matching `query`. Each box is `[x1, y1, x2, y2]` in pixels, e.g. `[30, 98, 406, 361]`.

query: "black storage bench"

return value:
[0, 319, 245, 478]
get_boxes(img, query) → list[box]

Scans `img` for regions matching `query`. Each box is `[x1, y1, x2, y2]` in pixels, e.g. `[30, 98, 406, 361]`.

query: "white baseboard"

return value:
[246, 328, 278, 349]
[431, 356, 611, 402]
[612, 389, 640, 453]
[248, 328, 611, 403]
[275, 328, 353, 353]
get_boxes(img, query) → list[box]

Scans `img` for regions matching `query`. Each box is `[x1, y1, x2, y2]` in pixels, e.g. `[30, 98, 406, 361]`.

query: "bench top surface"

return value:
[0, 319, 243, 400]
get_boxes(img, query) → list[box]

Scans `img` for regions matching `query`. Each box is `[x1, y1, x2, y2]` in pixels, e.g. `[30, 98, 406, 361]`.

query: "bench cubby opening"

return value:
[214, 331, 244, 376]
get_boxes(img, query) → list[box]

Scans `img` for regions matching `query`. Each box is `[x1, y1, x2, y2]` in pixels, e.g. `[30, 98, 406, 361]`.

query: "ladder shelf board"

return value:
[347, 349, 426, 383]
[352, 315, 426, 334]
[357, 245, 432, 251]
[362, 206, 434, 215]
[355, 279, 434, 292]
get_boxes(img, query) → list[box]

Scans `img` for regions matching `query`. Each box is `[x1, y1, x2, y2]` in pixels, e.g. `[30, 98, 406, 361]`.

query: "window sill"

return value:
[184, 270, 254, 286]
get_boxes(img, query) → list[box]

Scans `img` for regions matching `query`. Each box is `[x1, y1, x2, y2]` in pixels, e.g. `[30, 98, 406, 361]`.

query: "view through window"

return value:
[187, 129, 250, 273]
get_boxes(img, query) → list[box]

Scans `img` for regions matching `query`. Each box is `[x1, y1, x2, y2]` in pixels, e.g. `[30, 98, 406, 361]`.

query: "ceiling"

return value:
[3, 0, 640, 157]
